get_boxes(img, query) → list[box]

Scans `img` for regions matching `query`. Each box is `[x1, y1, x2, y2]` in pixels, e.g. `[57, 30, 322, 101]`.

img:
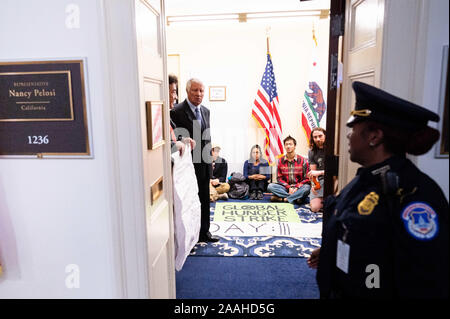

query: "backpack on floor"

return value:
[227, 172, 249, 199]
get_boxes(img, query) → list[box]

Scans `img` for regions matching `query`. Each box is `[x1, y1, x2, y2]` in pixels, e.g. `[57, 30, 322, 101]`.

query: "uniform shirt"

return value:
[276, 154, 310, 190]
[317, 155, 449, 298]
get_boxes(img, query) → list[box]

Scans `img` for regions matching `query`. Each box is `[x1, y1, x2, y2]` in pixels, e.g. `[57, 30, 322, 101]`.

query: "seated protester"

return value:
[268, 135, 311, 204]
[307, 128, 326, 212]
[243, 144, 271, 200]
[210, 144, 230, 201]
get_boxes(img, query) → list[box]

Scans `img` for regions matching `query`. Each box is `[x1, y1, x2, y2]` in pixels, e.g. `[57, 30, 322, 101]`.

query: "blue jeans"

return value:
[267, 183, 311, 204]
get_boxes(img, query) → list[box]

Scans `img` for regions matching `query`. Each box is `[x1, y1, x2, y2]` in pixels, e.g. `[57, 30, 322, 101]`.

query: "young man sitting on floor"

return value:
[210, 144, 230, 202]
[307, 127, 326, 212]
[267, 135, 311, 204]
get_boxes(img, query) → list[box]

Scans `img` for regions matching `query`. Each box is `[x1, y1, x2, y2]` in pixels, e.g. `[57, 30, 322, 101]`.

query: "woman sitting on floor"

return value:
[243, 144, 271, 200]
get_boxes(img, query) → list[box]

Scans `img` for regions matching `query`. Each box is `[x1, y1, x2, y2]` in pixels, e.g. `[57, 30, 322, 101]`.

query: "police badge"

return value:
[357, 192, 379, 215]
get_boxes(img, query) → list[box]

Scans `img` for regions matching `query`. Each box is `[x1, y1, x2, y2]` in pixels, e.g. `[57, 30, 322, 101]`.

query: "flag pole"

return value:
[312, 22, 317, 46]
[266, 26, 271, 55]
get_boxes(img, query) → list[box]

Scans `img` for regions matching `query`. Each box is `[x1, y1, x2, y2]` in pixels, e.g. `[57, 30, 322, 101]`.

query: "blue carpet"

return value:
[191, 236, 321, 257]
[189, 197, 322, 257]
[176, 196, 320, 299]
[176, 256, 319, 299]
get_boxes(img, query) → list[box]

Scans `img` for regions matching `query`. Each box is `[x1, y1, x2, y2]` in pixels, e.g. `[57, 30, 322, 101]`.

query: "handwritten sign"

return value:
[213, 203, 300, 223]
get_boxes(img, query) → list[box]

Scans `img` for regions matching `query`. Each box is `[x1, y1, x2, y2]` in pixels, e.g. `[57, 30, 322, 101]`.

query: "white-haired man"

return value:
[170, 78, 219, 243]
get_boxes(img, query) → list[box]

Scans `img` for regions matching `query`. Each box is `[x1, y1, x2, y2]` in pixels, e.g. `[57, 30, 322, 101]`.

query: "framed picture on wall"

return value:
[209, 86, 226, 101]
[435, 45, 448, 158]
[145, 101, 165, 150]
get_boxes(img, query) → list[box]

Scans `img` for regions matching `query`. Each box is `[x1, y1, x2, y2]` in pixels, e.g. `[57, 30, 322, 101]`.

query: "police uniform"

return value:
[317, 82, 449, 298]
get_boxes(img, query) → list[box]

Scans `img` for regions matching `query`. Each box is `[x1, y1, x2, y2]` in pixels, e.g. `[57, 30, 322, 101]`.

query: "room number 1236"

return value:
[27, 135, 49, 144]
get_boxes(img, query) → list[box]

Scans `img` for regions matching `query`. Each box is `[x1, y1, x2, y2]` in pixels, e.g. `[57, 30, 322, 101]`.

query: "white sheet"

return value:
[171, 145, 201, 271]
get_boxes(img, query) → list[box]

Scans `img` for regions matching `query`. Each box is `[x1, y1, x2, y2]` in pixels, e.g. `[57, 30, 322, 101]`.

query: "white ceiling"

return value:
[165, 0, 330, 16]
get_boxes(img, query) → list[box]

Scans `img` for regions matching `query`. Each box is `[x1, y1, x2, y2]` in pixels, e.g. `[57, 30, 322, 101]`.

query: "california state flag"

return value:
[301, 30, 327, 143]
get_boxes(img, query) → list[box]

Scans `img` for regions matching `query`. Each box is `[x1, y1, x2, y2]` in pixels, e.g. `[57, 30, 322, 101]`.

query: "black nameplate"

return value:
[0, 71, 73, 121]
[0, 60, 91, 157]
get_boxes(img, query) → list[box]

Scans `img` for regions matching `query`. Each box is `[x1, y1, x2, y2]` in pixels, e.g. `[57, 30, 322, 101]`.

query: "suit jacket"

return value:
[170, 99, 212, 179]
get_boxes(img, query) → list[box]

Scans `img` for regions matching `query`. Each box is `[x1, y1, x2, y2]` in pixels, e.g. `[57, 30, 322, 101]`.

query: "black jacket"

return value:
[170, 99, 212, 179]
[317, 155, 449, 298]
[170, 100, 211, 168]
[212, 156, 228, 182]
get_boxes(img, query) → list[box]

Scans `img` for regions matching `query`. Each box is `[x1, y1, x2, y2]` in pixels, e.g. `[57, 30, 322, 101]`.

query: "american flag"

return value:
[252, 54, 284, 165]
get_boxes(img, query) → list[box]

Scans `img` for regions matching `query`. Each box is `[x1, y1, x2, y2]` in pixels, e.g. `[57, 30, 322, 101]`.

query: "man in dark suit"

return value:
[170, 78, 219, 243]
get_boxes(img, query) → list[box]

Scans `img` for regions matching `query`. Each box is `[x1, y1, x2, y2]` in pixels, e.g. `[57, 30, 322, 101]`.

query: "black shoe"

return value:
[257, 190, 264, 200]
[198, 232, 219, 243]
[249, 191, 257, 200]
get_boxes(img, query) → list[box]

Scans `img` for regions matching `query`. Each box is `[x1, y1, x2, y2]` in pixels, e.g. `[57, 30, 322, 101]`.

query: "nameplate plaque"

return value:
[0, 71, 74, 121]
[0, 59, 91, 157]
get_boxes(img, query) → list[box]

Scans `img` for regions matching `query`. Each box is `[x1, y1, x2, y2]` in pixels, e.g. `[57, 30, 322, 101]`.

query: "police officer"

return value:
[308, 81, 449, 298]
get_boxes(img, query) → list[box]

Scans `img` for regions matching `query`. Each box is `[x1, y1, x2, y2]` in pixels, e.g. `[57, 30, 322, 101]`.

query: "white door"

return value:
[135, 0, 175, 298]
[337, 0, 385, 190]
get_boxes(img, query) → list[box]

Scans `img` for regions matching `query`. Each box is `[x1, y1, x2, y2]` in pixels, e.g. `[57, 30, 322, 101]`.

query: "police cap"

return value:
[346, 81, 439, 131]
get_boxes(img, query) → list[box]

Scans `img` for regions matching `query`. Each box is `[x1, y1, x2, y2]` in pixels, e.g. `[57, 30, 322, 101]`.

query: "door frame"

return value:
[324, 0, 345, 198]
[101, 0, 175, 298]
[325, 0, 430, 194]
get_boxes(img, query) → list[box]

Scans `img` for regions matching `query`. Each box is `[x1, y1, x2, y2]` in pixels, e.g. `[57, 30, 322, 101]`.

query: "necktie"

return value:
[195, 107, 204, 130]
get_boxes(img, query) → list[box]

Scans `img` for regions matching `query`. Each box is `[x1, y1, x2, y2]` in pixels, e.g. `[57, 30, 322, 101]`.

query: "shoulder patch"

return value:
[401, 202, 439, 240]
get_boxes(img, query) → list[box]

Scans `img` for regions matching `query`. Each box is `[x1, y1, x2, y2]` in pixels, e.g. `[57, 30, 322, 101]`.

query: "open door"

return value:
[333, 0, 385, 192]
[134, 0, 176, 298]
[103, 0, 174, 298]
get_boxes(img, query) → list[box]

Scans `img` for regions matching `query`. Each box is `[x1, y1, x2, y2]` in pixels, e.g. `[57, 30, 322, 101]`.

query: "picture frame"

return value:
[145, 100, 165, 150]
[209, 86, 226, 101]
[435, 45, 449, 158]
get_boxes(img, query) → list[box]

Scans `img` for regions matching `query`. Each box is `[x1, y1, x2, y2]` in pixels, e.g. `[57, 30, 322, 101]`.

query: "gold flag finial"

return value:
[312, 23, 318, 47]
[265, 26, 271, 54]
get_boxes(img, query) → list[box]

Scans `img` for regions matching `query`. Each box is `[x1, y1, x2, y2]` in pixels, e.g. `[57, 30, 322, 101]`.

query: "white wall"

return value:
[166, 17, 329, 176]
[0, 0, 119, 297]
[417, 0, 449, 200]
